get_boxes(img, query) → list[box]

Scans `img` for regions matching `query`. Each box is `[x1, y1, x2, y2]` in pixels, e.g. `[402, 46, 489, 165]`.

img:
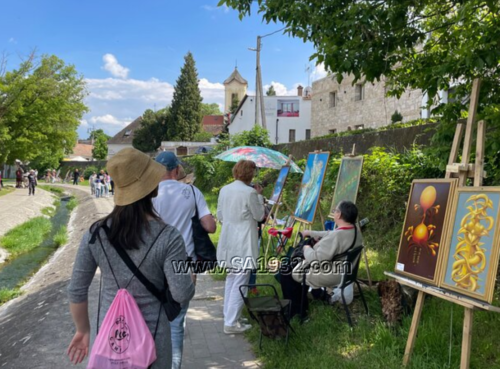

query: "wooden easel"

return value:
[331, 144, 373, 287]
[387, 79, 499, 369]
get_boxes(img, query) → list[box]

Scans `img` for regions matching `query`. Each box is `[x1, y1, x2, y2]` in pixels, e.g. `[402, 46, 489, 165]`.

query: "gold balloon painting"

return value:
[395, 179, 457, 284]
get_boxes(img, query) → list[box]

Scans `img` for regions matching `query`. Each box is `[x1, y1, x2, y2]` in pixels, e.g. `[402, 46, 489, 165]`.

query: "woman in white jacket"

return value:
[217, 160, 265, 334]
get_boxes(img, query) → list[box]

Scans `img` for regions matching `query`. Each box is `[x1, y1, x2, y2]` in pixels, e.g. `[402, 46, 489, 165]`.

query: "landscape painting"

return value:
[439, 187, 500, 303]
[395, 179, 457, 285]
[329, 156, 364, 217]
[294, 152, 330, 224]
[269, 166, 291, 203]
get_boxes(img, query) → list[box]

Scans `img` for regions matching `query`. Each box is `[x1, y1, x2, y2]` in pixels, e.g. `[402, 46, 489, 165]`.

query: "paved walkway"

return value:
[0, 186, 55, 263]
[0, 184, 260, 369]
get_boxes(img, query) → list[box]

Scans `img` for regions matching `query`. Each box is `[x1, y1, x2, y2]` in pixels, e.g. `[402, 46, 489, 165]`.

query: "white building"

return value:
[229, 86, 312, 144]
[107, 117, 142, 159]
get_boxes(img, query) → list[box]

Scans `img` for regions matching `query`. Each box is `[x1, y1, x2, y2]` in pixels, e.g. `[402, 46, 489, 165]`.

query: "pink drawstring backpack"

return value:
[87, 224, 172, 369]
[87, 289, 157, 369]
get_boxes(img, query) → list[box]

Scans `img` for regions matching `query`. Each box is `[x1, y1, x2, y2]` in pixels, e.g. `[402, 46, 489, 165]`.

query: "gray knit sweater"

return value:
[67, 220, 195, 369]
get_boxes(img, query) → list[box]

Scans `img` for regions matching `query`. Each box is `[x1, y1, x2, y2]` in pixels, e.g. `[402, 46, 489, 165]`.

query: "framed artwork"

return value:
[329, 156, 364, 217]
[439, 187, 500, 303]
[269, 166, 291, 204]
[395, 179, 458, 285]
[294, 152, 330, 224]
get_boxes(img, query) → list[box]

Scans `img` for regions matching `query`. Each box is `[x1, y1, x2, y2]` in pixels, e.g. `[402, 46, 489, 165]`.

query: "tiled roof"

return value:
[69, 143, 93, 159]
[202, 115, 224, 126]
[223, 68, 248, 85]
[107, 117, 143, 145]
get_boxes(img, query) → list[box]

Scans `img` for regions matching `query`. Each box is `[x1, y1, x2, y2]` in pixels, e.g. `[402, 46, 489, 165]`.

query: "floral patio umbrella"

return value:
[215, 146, 303, 173]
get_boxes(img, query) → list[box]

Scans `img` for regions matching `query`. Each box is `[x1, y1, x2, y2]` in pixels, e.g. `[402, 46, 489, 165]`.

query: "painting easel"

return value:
[291, 151, 330, 247]
[386, 79, 500, 369]
[329, 144, 372, 287]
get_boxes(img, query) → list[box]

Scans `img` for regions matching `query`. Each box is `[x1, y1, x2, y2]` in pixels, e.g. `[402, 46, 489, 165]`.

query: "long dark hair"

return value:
[92, 187, 161, 250]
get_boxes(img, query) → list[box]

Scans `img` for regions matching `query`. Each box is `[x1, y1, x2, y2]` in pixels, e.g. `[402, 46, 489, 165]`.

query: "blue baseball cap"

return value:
[155, 151, 180, 171]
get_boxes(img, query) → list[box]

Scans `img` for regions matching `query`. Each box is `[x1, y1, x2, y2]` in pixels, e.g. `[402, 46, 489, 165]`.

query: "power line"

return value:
[260, 26, 286, 39]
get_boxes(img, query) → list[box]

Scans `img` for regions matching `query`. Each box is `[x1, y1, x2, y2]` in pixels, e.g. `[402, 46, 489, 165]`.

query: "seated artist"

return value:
[279, 200, 363, 319]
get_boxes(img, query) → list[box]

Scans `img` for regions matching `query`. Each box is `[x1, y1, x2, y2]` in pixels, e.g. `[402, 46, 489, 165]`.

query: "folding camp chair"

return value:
[239, 284, 295, 349]
[333, 245, 369, 326]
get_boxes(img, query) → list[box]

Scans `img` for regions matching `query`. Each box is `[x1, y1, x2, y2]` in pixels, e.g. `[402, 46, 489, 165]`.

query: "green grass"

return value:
[0, 186, 15, 197]
[38, 185, 64, 195]
[66, 196, 78, 211]
[41, 206, 56, 217]
[202, 188, 500, 369]
[53, 226, 68, 246]
[0, 217, 52, 257]
[0, 288, 21, 305]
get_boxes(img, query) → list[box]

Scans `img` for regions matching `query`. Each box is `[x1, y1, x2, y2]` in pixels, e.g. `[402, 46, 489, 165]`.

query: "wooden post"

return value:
[445, 124, 464, 179]
[474, 120, 485, 186]
[403, 290, 426, 366]
[362, 249, 373, 287]
[461, 308, 474, 369]
[458, 79, 481, 186]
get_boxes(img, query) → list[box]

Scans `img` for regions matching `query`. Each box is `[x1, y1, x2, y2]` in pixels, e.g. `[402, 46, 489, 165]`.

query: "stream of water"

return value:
[0, 196, 71, 290]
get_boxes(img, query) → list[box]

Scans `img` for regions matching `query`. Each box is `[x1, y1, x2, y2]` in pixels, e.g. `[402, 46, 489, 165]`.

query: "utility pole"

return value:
[250, 36, 267, 129]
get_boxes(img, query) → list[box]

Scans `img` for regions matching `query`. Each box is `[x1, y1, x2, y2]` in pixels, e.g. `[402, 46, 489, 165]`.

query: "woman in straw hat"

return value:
[67, 148, 195, 368]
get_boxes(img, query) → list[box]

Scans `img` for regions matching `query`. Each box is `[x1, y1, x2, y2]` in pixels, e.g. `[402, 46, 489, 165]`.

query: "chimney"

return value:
[297, 85, 303, 97]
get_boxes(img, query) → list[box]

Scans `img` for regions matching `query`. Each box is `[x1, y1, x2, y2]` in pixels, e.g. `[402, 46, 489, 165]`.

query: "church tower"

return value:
[224, 67, 248, 113]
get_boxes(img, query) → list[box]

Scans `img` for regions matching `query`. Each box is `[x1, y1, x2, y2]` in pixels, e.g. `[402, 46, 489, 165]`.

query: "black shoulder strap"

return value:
[102, 224, 168, 303]
[190, 185, 199, 218]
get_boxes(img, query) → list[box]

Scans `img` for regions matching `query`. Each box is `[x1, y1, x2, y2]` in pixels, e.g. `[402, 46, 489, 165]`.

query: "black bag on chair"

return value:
[291, 233, 316, 260]
[190, 185, 217, 272]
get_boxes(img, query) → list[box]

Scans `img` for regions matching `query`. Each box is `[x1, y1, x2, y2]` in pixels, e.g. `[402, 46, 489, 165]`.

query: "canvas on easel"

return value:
[294, 152, 330, 224]
[329, 156, 364, 217]
[395, 179, 458, 285]
[269, 166, 291, 204]
[439, 187, 500, 303]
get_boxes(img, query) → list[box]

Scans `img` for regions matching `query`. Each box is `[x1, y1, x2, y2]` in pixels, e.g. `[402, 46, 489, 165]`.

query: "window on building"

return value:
[355, 84, 364, 101]
[232, 93, 237, 101]
[289, 129, 296, 142]
[124, 130, 132, 137]
[305, 129, 311, 140]
[354, 124, 365, 130]
[329, 92, 336, 108]
[328, 129, 337, 134]
[241, 110, 243, 116]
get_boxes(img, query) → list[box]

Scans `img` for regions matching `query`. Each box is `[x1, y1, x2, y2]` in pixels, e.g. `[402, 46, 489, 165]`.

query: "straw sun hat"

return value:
[107, 148, 166, 206]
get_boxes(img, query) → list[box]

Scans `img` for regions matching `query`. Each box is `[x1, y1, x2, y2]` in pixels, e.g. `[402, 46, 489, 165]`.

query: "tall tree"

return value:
[0, 54, 88, 167]
[220, 0, 500, 124]
[266, 85, 276, 96]
[92, 134, 108, 160]
[168, 52, 203, 141]
[88, 128, 111, 142]
[200, 103, 222, 117]
[133, 108, 170, 152]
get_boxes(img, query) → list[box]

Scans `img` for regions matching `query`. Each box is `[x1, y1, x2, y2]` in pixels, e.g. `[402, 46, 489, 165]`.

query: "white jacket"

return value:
[217, 180, 265, 270]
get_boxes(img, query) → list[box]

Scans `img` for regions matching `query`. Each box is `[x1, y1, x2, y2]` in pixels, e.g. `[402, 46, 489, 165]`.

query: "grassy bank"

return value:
[0, 288, 21, 304]
[0, 187, 15, 198]
[202, 189, 500, 369]
[0, 217, 52, 257]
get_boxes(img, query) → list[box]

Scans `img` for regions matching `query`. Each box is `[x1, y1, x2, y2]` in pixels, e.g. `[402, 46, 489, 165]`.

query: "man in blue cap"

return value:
[153, 151, 216, 369]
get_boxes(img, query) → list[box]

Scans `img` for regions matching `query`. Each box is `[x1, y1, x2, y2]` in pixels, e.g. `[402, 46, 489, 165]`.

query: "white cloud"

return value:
[8, 37, 16, 44]
[202, 4, 229, 13]
[263, 81, 302, 96]
[311, 63, 329, 81]
[89, 114, 126, 126]
[80, 76, 226, 137]
[102, 54, 130, 79]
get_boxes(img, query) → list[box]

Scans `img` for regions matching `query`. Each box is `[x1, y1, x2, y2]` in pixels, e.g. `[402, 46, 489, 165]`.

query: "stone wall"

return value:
[274, 123, 437, 160]
[311, 74, 424, 137]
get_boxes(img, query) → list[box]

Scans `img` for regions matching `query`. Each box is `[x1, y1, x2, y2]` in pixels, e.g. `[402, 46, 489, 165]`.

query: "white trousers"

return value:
[223, 270, 251, 327]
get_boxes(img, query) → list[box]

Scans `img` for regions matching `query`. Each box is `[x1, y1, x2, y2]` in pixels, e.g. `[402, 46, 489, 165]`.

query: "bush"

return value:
[391, 110, 403, 123]
[83, 166, 99, 179]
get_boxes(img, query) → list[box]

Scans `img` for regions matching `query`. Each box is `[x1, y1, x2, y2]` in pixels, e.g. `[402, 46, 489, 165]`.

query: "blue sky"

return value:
[0, 0, 327, 138]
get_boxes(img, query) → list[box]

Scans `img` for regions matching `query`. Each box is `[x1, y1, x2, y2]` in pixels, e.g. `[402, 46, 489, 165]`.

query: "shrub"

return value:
[391, 110, 403, 123]
[83, 166, 99, 179]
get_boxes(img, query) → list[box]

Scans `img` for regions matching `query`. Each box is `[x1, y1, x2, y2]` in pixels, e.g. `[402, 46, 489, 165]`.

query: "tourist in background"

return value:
[27, 170, 37, 196]
[73, 169, 79, 185]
